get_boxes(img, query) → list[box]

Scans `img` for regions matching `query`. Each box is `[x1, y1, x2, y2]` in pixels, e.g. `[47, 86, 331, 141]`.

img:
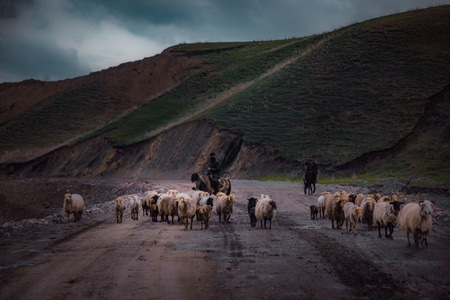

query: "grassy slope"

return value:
[1, 6, 449, 185]
[205, 7, 450, 165]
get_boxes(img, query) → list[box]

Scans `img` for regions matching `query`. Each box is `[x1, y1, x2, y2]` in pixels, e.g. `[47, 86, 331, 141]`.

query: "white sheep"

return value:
[130, 200, 139, 221]
[63, 193, 85, 222]
[360, 195, 376, 230]
[343, 202, 363, 235]
[398, 200, 433, 249]
[255, 194, 277, 229]
[177, 196, 196, 230]
[215, 192, 236, 223]
[317, 193, 326, 218]
[373, 199, 404, 239]
[115, 197, 126, 224]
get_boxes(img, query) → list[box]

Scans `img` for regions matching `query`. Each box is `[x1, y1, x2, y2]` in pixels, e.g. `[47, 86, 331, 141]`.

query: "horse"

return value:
[304, 167, 318, 195]
[191, 173, 231, 195]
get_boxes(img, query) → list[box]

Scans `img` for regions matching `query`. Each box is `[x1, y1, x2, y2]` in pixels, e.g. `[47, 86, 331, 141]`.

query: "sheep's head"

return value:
[63, 193, 72, 205]
[200, 191, 210, 197]
[348, 193, 357, 203]
[419, 200, 433, 217]
[389, 200, 404, 215]
[177, 197, 187, 209]
[366, 199, 376, 210]
[227, 194, 236, 205]
[167, 189, 178, 196]
[269, 200, 277, 211]
[151, 194, 159, 204]
[247, 197, 258, 209]
[206, 197, 214, 207]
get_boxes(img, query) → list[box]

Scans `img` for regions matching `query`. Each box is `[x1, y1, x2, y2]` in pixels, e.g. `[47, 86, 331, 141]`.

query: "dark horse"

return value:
[304, 166, 318, 195]
[191, 173, 231, 195]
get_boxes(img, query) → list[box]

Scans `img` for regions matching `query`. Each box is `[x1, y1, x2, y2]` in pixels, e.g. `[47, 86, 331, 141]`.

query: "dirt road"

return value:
[1, 179, 449, 299]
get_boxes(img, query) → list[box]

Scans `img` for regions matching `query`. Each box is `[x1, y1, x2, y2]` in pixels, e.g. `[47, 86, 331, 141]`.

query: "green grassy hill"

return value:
[1, 6, 449, 185]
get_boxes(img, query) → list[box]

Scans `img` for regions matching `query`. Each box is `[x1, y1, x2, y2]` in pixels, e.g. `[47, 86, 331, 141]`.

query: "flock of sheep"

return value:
[63, 188, 278, 231]
[63, 187, 433, 248]
[313, 190, 433, 249]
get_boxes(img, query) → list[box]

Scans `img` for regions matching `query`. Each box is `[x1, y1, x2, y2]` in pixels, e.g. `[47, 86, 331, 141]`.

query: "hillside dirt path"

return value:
[144, 35, 334, 140]
[0, 179, 449, 299]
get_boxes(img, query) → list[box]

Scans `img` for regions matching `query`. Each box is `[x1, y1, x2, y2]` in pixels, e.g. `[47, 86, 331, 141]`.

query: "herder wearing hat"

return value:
[207, 152, 221, 194]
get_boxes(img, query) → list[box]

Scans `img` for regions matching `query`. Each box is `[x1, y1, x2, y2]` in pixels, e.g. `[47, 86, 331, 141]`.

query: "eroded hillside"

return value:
[1, 6, 449, 185]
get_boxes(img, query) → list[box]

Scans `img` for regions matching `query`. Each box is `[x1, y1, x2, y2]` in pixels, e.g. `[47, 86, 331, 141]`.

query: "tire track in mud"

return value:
[276, 211, 408, 299]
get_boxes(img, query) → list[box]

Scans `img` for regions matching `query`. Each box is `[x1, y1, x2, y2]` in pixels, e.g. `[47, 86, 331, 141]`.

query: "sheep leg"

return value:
[190, 216, 194, 230]
[352, 223, 357, 236]
[386, 223, 394, 239]
[377, 223, 382, 238]
[226, 214, 231, 223]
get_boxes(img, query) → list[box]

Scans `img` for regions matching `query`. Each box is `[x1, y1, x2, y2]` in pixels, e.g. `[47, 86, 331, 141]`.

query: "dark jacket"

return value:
[208, 157, 220, 179]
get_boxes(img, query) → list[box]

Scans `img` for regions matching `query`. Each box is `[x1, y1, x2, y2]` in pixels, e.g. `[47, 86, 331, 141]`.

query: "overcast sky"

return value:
[1, 0, 449, 83]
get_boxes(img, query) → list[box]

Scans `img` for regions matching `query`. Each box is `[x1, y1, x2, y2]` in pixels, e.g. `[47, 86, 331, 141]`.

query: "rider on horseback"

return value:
[207, 153, 221, 194]
[303, 157, 318, 194]
[304, 157, 317, 180]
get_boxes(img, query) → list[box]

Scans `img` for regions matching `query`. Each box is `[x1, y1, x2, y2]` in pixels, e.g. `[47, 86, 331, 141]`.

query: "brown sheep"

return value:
[115, 197, 126, 224]
[197, 198, 214, 230]
[157, 195, 178, 224]
[177, 196, 196, 230]
[310, 205, 319, 220]
[131, 200, 139, 221]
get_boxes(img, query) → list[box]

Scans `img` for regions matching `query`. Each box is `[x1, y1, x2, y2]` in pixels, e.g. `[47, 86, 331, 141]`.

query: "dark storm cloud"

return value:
[1, 0, 449, 83]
